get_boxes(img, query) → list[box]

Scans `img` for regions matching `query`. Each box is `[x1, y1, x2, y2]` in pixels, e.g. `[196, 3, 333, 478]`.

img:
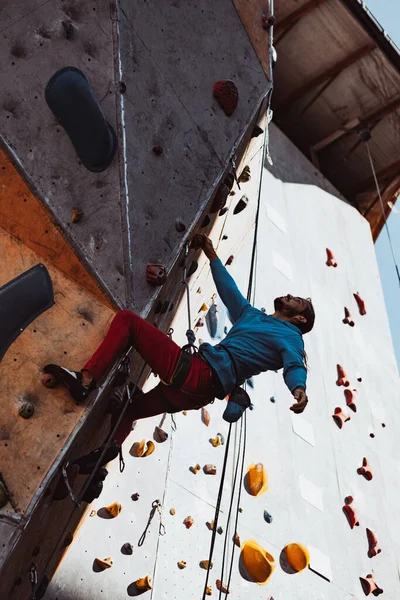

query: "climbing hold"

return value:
[187, 260, 198, 278]
[207, 520, 214, 531]
[217, 526, 223, 535]
[45, 68, 117, 172]
[270, 396, 276, 403]
[354, 292, 367, 316]
[382, 423, 386, 428]
[183, 516, 194, 529]
[201, 215, 211, 228]
[344, 389, 357, 412]
[216, 579, 230, 594]
[326, 248, 337, 267]
[190, 464, 201, 475]
[195, 318, 204, 328]
[219, 206, 229, 216]
[119, 81, 127, 94]
[332, 407, 351, 429]
[211, 434, 222, 447]
[336, 364, 350, 387]
[152, 145, 163, 155]
[357, 375, 363, 382]
[200, 560, 213, 570]
[206, 586, 212, 596]
[225, 255, 234, 266]
[136, 576, 152, 591]
[222, 235, 228, 241]
[242, 540, 275, 585]
[357, 457, 373, 481]
[121, 543, 133, 555]
[210, 183, 230, 213]
[343, 307, 355, 327]
[154, 426, 168, 443]
[366, 528, 381, 558]
[217, 432, 225, 445]
[131, 493, 140, 501]
[183, 411, 187, 415]
[175, 219, 186, 233]
[213, 80, 238, 117]
[359, 574, 383, 596]
[62, 20, 74, 39]
[160, 301, 174, 314]
[200, 463, 212, 477]
[284, 543, 310, 573]
[343, 499, 360, 529]
[143, 440, 155, 457]
[105, 502, 122, 518]
[234, 532, 241, 547]
[201, 407, 210, 426]
[71, 208, 83, 223]
[19, 401, 34, 419]
[233, 195, 249, 215]
[370, 433, 375, 438]
[262, 14, 276, 30]
[247, 463, 268, 496]
[200, 303, 209, 312]
[132, 440, 146, 457]
[89, 509, 96, 517]
[252, 125, 264, 139]
[263, 510, 273, 524]
[0, 480, 9, 509]
[95, 557, 113, 570]
[146, 264, 167, 286]
[238, 166, 251, 183]
[177, 560, 187, 569]
[170, 508, 176, 515]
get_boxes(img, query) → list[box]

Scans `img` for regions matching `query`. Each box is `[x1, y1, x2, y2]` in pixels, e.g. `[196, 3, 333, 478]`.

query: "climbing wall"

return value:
[45, 124, 400, 599]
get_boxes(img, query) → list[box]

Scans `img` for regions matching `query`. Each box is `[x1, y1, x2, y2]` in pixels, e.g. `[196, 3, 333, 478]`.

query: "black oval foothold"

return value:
[45, 67, 117, 172]
[233, 195, 249, 215]
[187, 261, 198, 277]
[201, 215, 211, 228]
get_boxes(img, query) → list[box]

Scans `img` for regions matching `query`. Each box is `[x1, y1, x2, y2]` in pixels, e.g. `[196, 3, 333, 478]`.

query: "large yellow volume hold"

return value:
[241, 540, 275, 585]
[247, 463, 268, 496]
[284, 543, 310, 573]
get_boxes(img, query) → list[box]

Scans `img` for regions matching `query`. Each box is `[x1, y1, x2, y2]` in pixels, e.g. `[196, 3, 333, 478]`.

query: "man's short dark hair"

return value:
[297, 299, 315, 335]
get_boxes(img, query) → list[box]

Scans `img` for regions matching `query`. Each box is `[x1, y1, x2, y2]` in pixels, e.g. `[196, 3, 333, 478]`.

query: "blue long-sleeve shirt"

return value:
[199, 259, 307, 398]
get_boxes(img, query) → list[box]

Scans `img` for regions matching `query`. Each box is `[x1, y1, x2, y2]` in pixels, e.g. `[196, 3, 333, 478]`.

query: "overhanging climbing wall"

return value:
[45, 133, 400, 599]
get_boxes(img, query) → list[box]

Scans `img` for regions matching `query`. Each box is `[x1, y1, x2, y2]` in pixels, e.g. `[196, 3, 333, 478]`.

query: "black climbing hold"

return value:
[249, 403, 254, 410]
[219, 207, 228, 217]
[222, 235, 228, 241]
[152, 145, 163, 155]
[19, 401, 34, 419]
[263, 510, 273, 524]
[0, 264, 54, 361]
[233, 195, 249, 215]
[224, 173, 235, 191]
[121, 542, 133, 555]
[201, 215, 211, 228]
[187, 261, 198, 277]
[62, 21, 74, 39]
[131, 493, 140, 501]
[45, 67, 117, 172]
[155, 301, 163, 314]
[175, 219, 186, 233]
[270, 396, 276, 403]
[210, 183, 229, 213]
[251, 125, 264, 139]
[119, 81, 127, 94]
[161, 301, 174, 314]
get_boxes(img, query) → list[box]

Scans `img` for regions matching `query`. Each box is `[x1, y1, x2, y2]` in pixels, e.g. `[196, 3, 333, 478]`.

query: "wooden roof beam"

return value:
[311, 96, 400, 154]
[356, 160, 400, 194]
[275, 0, 327, 44]
[278, 43, 376, 110]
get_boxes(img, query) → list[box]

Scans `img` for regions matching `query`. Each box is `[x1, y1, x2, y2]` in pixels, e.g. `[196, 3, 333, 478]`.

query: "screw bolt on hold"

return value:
[332, 407, 351, 429]
[326, 248, 338, 267]
[357, 457, 373, 481]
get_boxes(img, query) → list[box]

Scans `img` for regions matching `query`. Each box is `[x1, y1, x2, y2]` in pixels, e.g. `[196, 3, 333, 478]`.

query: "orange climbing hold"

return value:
[326, 248, 338, 267]
[354, 292, 367, 316]
[241, 540, 275, 584]
[105, 502, 122, 518]
[344, 389, 358, 412]
[366, 528, 381, 558]
[343, 497, 360, 529]
[358, 457, 373, 481]
[216, 579, 230, 594]
[247, 463, 268, 496]
[336, 364, 350, 387]
[359, 574, 383, 596]
[146, 264, 167, 286]
[201, 407, 210, 426]
[284, 543, 310, 573]
[95, 557, 113, 570]
[136, 576, 152, 591]
[332, 407, 351, 429]
[343, 307, 355, 327]
[184, 516, 194, 529]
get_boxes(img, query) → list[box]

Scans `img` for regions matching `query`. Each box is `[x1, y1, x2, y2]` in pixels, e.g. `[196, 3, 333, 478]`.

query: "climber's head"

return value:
[273, 295, 315, 334]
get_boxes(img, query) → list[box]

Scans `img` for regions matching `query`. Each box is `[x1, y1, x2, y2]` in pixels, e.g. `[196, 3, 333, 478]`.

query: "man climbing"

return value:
[45, 233, 314, 500]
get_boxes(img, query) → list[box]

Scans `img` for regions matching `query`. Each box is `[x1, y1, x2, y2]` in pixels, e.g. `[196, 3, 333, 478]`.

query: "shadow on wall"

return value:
[44, 583, 147, 600]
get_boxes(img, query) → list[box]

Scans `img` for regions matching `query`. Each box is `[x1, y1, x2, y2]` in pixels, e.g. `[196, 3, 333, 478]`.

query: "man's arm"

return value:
[277, 337, 309, 414]
[191, 234, 250, 323]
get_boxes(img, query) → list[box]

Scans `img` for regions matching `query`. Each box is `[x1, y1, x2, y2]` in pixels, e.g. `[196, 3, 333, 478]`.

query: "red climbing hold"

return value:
[344, 495, 354, 505]
[261, 14, 276, 30]
[213, 80, 238, 117]
[336, 364, 350, 387]
[146, 264, 167, 286]
[343, 307, 355, 327]
[357, 457, 373, 481]
[344, 389, 357, 412]
[359, 574, 383, 596]
[152, 145, 163, 155]
[354, 292, 367, 315]
[326, 248, 337, 267]
[366, 528, 381, 558]
[332, 407, 350, 429]
[225, 255, 234, 266]
[343, 502, 360, 529]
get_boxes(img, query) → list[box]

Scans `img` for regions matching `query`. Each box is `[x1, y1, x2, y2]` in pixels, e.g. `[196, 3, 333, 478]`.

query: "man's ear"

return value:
[295, 315, 307, 324]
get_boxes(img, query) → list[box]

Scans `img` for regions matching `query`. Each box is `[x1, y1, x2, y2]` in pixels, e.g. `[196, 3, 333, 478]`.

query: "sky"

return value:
[363, 0, 400, 370]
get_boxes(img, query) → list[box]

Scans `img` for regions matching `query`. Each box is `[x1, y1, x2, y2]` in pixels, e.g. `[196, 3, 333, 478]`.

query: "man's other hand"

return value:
[290, 387, 308, 414]
[191, 234, 217, 260]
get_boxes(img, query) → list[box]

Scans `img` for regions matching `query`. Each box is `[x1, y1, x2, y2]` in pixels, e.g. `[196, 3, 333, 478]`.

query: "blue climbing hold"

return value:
[270, 396, 276, 403]
[264, 510, 273, 524]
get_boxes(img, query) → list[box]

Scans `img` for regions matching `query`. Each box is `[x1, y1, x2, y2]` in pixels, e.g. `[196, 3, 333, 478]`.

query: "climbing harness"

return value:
[29, 563, 38, 600]
[138, 499, 166, 547]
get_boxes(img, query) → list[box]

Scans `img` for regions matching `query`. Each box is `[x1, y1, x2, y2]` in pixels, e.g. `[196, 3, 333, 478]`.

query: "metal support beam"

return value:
[278, 44, 376, 110]
[311, 96, 400, 154]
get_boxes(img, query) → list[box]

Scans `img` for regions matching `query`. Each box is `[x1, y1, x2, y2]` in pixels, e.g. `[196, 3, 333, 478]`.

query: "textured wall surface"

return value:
[45, 128, 400, 599]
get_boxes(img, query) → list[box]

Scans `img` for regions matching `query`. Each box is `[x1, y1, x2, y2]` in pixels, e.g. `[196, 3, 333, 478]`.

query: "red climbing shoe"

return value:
[42, 364, 96, 403]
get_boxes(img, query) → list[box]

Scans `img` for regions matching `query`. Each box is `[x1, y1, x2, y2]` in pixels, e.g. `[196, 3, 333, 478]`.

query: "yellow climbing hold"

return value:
[136, 576, 152, 591]
[133, 439, 146, 457]
[177, 560, 187, 569]
[206, 586, 212, 595]
[170, 508, 176, 515]
[211, 435, 221, 447]
[284, 543, 310, 573]
[95, 557, 113, 570]
[105, 502, 122, 518]
[200, 303, 209, 312]
[247, 463, 268, 496]
[143, 440, 155, 457]
[241, 539, 275, 585]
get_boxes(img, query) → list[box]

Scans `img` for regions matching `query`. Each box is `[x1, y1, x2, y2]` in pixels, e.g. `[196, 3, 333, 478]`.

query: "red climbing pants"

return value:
[83, 311, 216, 445]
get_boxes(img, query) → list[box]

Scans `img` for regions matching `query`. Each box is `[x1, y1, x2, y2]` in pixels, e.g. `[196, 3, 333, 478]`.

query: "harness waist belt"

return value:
[168, 346, 192, 390]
